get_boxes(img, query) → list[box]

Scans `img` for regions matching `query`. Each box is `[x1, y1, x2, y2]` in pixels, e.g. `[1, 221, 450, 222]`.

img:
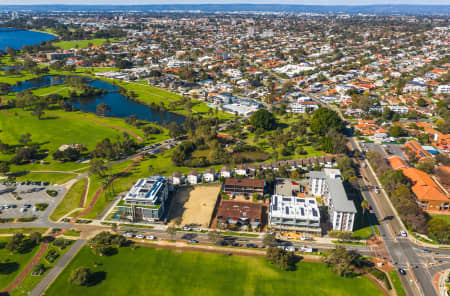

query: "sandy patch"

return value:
[169, 185, 221, 227]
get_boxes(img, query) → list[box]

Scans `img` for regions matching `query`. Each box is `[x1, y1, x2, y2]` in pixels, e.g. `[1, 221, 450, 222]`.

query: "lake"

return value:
[0, 28, 55, 51]
[11, 75, 185, 125]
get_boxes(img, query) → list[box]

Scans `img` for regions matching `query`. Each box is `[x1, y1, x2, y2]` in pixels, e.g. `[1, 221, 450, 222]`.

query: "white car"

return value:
[300, 246, 313, 253]
[284, 246, 296, 252]
[123, 232, 134, 238]
[146, 235, 156, 240]
[193, 228, 203, 232]
[399, 230, 407, 237]
[182, 226, 191, 231]
[135, 234, 145, 239]
[300, 236, 312, 241]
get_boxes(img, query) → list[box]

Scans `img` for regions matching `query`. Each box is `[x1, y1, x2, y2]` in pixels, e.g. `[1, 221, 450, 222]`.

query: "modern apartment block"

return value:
[117, 176, 169, 222]
[269, 195, 321, 234]
[309, 169, 356, 231]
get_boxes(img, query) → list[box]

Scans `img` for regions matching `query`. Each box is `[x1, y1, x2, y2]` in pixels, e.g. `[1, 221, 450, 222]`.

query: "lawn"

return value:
[0, 238, 41, 290]
[52, 38, 121, 50]
[45, 246, 383, 296]
[14, 172, 77, 185]
[10, 239, 73, 296]
[50, 178, 86, 221]
[431, 214, 450, 224]
[388, 270, 406, 296]
[0, 108, 150, 172]
[0, 228, 48, 235]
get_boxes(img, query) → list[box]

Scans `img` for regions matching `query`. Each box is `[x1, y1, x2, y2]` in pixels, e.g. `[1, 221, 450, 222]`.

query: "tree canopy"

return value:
[249, 109, 276, 131]
[310, 107, 344, 136]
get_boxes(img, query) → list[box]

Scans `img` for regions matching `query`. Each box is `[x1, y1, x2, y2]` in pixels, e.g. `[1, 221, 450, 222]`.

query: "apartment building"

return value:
[309, 169, 356, 231]
[117, 176, 169, 222]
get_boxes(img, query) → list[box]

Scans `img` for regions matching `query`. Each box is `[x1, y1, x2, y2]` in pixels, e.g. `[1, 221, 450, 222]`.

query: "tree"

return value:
[266, 247, 296, 270]
[6, 233, 24, 253]
[310, 108, 344, 136]
[249, 109, 276, 131]
[166, 226, 177, 240]
[29, 232, 41, 245]
[427, 218, 450, 244]
[96, 103, 111, 116]
[360, 200, 369, 223]
[0, 162, 10, 175]
[89, 159, 106, 177]
[337, 232, 353, 242]
[19, 133, 32, 147]
[70, 267, 92, 286]
[417, 98, 427, 107]
[380, 169, 409, 195]
[32, 105, 45, 119]
[416, 159, 435, 174]
[116, 59, 133, 69]
[262, 233, 277, 247]
[389, 125, 406, 138]
[321, 246, 359, 277]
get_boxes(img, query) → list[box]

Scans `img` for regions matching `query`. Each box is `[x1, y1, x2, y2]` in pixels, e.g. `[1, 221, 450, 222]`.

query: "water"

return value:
[10, 75, 185, 125]
[0, 28, 55, 51]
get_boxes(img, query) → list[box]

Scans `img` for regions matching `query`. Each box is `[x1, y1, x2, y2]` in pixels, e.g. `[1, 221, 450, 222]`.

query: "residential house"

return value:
[203, 168, 215, 182]
[187, 170, 199, 185]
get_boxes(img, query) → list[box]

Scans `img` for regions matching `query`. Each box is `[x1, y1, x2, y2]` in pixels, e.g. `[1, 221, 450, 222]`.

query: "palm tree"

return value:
[360, 200, 369, 223]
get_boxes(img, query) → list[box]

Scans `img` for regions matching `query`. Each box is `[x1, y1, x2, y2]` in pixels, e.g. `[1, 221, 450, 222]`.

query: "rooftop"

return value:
[401, 168, 449, 202]
[124, 176, 166, 204]
[270, 195, 320, 221]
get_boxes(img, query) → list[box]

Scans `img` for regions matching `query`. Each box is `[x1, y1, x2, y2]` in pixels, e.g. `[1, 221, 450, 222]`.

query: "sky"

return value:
[2, 0, 450, 5]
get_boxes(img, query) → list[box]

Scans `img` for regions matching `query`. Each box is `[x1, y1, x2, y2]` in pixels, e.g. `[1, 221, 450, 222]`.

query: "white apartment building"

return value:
[309, 169, 356, 231]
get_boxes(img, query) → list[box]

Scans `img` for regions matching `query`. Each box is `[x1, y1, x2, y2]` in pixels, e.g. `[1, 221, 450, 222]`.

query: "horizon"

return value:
[3, 1, 450, 6]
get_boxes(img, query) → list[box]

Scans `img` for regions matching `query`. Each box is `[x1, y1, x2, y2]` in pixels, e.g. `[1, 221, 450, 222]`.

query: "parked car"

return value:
[300, 246, 313, 253]
[146, 235, 156, 240]
[193, 228, 203, 232]
[398, 268, 406, 275]
[182, 226, 191, 231]
[123, 232, 134, 238]
[24, 204, 32, 208]
[135, 234, 145, 239]
[421, 248, 431, 253]
[231, 242, 240, 247]
[300, 235, 313, 241]
[246, 243, 257, 248]
[399, 230, 407, 237]
[188, 239, 199, 244]
[285, 246, 296, 252]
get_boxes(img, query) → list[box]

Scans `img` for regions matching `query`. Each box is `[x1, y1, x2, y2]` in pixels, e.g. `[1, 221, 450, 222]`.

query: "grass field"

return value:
[431, 214, 450, 224]
[52, 38, 121, 49]
[0, 228, 48, 235]
[10, 239, 73, 296]
[388, 270, 406, 296]
[50, 178, 86, 221]
[45, 246, 383, 296]
[14, 172, 77, 185]
[0, 238, 41, 290]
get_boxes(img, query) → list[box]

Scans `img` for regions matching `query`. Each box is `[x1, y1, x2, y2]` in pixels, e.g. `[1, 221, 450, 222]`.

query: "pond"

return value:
[0, 28, 55, 51]
[10, 75, 185, 125]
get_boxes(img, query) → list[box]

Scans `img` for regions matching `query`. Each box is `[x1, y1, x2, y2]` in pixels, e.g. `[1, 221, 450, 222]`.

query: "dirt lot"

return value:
[168, 185, 221, 228]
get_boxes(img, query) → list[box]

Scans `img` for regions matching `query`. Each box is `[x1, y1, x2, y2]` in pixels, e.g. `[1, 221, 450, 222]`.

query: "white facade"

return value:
[187, 174, 198, 185]
[203, 173, 215, 182]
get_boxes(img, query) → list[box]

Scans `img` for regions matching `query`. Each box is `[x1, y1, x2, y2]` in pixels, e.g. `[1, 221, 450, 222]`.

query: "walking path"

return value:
[2, 243, 50, 293]
[29, 239, 86, 296]
[71, 157, 140, 222]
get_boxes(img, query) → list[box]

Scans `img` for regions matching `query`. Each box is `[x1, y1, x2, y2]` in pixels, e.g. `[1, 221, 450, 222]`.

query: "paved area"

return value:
[29, 239, 86, 296]
[0, 185, 66, 222]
